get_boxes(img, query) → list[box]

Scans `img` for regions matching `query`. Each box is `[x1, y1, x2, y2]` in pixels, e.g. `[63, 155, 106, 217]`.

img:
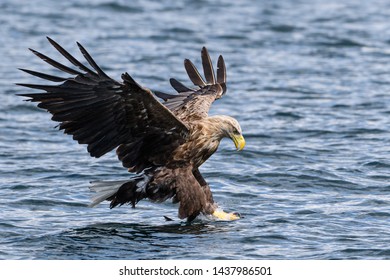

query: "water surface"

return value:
[1, 0, 390, 259]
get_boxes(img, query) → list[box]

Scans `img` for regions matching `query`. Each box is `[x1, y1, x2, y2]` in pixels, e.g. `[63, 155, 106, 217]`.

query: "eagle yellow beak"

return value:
[231, 134, 246, 151]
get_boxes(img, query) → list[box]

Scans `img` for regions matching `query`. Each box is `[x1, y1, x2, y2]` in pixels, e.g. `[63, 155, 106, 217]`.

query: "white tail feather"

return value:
[88, 180, 129, 207]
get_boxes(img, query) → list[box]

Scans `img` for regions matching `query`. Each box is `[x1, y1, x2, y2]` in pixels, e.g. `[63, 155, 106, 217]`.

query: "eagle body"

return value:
[172, 117, 228, 166]
[18, 38, 245, 222]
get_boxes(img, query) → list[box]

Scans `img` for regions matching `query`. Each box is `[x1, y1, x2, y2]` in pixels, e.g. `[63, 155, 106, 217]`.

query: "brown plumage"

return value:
[18, 37, 245, 222]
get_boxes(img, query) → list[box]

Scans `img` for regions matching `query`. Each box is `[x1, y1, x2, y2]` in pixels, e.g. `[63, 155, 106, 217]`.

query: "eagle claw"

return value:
[212, 209, 241, 221]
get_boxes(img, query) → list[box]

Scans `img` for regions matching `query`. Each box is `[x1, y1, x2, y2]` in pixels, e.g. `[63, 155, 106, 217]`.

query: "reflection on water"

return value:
[31, 221, 238, 259]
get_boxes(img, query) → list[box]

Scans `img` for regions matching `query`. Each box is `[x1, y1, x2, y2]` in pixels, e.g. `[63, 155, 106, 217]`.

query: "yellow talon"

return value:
[212, 210, 240, 221]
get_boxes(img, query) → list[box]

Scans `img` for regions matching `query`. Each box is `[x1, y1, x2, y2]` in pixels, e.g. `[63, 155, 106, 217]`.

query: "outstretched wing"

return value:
[18, 37, 189, 173]
[154, 47, 227, 121]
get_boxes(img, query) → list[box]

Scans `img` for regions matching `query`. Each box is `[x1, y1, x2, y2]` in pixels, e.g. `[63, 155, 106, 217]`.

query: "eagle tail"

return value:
[88, 174, 151, 208]
[88, 180, 128, 207]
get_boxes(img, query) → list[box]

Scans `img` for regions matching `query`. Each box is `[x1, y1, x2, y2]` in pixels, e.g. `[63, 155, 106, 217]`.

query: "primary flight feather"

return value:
[18, 37, 245, 222]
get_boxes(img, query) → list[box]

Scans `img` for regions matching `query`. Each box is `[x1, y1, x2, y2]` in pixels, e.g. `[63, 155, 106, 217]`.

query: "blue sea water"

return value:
[1, 0, 390, 260]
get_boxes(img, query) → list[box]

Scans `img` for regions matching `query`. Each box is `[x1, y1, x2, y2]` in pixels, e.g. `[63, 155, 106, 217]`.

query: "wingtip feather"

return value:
[217, 55, 226, 85]
[184, 58, 206, 87]
[201, 46, 216, 84]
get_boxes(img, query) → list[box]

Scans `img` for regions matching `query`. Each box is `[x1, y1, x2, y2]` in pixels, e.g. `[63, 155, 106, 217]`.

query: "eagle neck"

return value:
[203, 116, 231, 140]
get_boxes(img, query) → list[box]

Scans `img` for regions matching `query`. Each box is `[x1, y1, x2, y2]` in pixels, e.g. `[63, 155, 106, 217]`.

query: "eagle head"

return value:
[209, 115, 245, 151]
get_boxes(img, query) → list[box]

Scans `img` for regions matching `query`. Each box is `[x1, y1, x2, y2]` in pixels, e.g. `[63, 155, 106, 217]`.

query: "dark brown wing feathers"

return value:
[46, 36, 99, 78]
[217, 55, 226, 84]
[183, 47, 226, 92]
[184, 58, 206, 87]
[18, 37, 189, 171]
[201, 46, 216, 84]
[156, 46, 228, 120]
[169, 78, 192, 93]
[217, 55, 227, 93]
[18, 68, 67, 82]
[28, 48, 83, 76]
[76, 42, 111, 79]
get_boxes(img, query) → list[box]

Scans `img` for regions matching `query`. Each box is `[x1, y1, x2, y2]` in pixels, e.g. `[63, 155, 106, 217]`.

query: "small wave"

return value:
[95, 2, 143, 13]
[216, 34, 248, 40]
[362, 161, 390, 168]
[8, 184, 32, 190]
[273, 111, 302, 120]
[163, 27, 195, 34]
[339, 248, 390, 259]
[0, 222, 20, 229]
[310, 34, 364, 48]
[366, 212, 390, 218]
[11, 198, 86, 208]
[269, 24, 298, 33]
[350, 128, 386, 134]
[295, 210, 317, 215]
[267, 218, 289, 224]
[6, 103, 43, 113]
